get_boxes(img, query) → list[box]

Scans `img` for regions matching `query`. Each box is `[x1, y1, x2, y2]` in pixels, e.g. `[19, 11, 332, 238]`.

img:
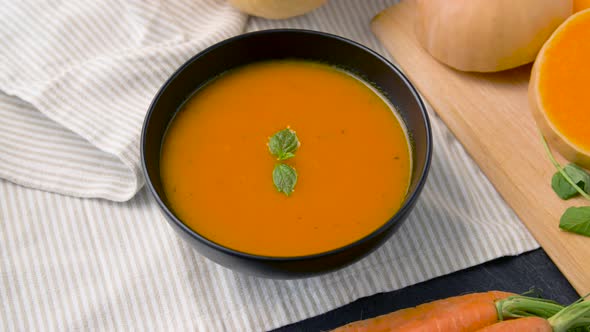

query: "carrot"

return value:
[475, 317, 552, 332]
[331, 291, 514, 332]
[330, 292, 570, 332]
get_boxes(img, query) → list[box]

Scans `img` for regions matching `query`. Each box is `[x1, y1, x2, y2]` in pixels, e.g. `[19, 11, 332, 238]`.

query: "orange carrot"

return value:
[332, 292, 590, 332]
[331, 291, 514, 332]
[475, 317, 552, 332]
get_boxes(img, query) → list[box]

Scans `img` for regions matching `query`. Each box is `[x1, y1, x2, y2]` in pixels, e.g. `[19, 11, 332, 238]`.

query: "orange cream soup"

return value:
[160, 60, 411, 257]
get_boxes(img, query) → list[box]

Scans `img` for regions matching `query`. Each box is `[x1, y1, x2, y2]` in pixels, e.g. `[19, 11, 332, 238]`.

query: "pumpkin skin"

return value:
[415, 0, 572, 72]
[228, 0, 327, 19]
[529, 9, 590, 169]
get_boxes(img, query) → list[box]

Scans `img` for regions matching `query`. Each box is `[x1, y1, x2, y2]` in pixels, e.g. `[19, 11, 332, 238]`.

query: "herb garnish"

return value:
[551, 163, 590, 200]
[273, 164, 298, 196]
[268, 128, 300, 196]
[560, 207, 590, 236]
[268, 128, 299, 161]
[542, 134, 590, 237]
[542, 135, 590, 201]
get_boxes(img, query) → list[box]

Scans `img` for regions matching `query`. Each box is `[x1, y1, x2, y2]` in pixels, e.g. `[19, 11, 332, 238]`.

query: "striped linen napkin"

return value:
[0, 0, 538, 331]
[0, 0, 246, 201]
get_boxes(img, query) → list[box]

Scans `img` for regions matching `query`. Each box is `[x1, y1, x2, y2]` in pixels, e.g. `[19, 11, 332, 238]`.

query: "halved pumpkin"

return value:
[574, 0, 590, 12]
[529, 9, 590, 169]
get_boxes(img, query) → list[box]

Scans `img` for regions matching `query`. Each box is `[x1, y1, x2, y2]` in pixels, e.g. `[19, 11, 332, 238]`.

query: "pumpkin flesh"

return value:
[530, 9, 590, 168]
[574, 0, 590, 12]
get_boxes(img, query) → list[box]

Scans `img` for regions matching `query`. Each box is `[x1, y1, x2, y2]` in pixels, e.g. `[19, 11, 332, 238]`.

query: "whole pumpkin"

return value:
[229, 0, 327, 20]
[415, 0, 572, 72]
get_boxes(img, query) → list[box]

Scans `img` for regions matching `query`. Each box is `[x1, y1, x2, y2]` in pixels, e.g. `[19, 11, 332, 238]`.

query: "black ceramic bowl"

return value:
[141, 29, 432, 279]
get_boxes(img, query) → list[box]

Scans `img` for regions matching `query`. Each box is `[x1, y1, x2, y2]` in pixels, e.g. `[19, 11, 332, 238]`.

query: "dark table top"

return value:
[273, 248, 579, 332]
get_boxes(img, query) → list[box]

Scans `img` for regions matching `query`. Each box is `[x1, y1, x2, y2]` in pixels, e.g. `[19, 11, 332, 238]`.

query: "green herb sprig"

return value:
[268, 128, 299, 196]
[551, 164, 590, 200]
[560, 207, 590, 236]
[272, 164, 298, 196]
[268, 128, 299, 161]
[542, 135, 590, 237]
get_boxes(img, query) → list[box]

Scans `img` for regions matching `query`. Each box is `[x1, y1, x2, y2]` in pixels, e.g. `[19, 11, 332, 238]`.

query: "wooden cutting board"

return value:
[372, 0, 589, 295]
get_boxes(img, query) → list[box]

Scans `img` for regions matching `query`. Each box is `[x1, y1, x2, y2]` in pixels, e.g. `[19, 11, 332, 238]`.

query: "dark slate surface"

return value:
[272, 249, 579, 332]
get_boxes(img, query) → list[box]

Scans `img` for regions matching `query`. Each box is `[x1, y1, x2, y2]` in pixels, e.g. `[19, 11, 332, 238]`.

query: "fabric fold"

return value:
[0, 0, 247, 201]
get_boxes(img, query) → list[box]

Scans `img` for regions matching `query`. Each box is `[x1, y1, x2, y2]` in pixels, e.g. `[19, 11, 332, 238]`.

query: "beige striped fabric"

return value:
[0, 0, 538, 331]
[0, 0, 246, 201]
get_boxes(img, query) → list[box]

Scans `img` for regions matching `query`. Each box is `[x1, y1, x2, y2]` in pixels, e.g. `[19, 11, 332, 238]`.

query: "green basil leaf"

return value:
[278, 152, 295, 161]
[551, 164, 590, 200]
[559, 206, 590, 237]
[269, 128, 299, 161]
[273, 164, 297, 196]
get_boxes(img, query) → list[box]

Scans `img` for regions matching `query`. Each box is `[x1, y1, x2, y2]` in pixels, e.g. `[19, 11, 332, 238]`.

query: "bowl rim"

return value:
[141, 28, 432, 262]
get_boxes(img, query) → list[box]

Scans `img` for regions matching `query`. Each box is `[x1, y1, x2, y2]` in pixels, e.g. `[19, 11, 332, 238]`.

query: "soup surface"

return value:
[160, 60, 411, 257]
